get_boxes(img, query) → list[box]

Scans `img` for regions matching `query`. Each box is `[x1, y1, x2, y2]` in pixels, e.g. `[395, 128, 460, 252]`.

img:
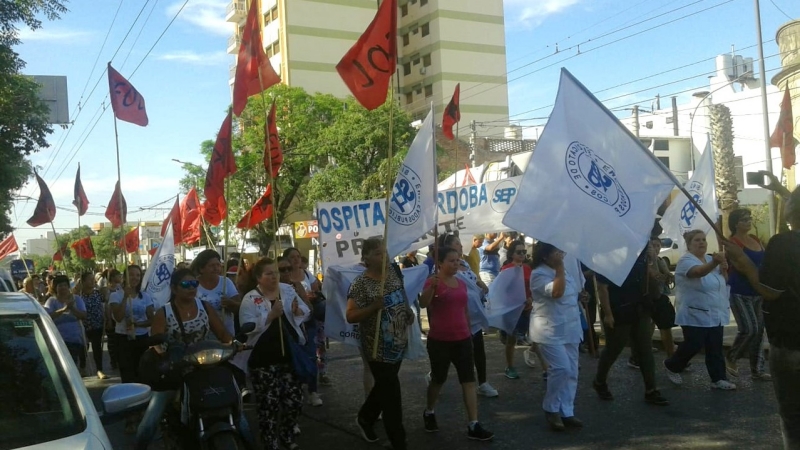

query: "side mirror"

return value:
[100, 383, 152, 425]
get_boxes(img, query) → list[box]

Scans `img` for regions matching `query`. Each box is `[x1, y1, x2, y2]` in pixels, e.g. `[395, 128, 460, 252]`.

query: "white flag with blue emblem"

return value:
[503, 68, 677, 286]
[387, 107, 437, 258]
[142, 218, 175, 310]
[661, 139, 718, 247]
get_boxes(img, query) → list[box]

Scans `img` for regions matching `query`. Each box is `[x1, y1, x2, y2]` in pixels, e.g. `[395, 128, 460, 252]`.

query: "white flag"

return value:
[661, 139, 718, 246]
[387, 108, 437, 258]
[503, 69, 676, 286]
[486, 266, 527, 334]
[142, 219, 175, 310]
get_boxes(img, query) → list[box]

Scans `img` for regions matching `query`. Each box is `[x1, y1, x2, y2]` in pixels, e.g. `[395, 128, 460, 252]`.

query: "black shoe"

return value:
[627, 358, 640, 370]
[356, 416, 379, 443]
[561, 416, 583, 428]
[593, 379, 613, 401]
[545, 412, 565, 431]
[423, 411, 438, 432]
[467, 422, 494, 441]
[644, 389, 669, 406]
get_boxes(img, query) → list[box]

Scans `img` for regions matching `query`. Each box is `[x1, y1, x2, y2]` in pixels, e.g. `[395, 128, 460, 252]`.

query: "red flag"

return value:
[108, 63, 148, 126]
[72, 164, 89, 216]
[121, 227, 140, 254]
[336, 0, 397, 110]
[26, 171, 56, 227]
[148, 246, 158, 256]
[0, 235, 19, 260]
[236, 185, 273, 229]
[160, 197, 183, 245]
[203, 111, 237, 226]
[180, 188, 203, 245]
[461, 164, 477, 186]
[105, 181, 128, 228]
[53, 250, 64, 262]
[770, 86, 796, 170]
[232, 0, 280, 116]
[442, 83, 461, 140]
[71, 237, 95, 260]
[264, 101, 283, 179]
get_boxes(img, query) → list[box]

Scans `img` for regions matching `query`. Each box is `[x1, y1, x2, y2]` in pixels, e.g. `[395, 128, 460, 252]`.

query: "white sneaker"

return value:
[307, 392, 323, 406]
[523, 349, 536, 368]
[711, 380, 737, 390]
[477, 382, 498, 398]
[663, 361, 683, 385]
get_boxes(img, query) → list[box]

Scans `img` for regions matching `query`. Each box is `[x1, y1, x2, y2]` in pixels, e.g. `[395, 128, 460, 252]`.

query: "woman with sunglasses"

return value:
[191, 249, 241, 339]
[499, 240, 534, 380]
[136, 268, 254, 449]
[239, 258, 309, 450]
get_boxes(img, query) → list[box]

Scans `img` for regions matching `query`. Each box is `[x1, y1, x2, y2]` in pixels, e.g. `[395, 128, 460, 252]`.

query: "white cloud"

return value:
[157, 50, 228, 66]
[168, 0, 232, 36]
[18, 28, 93, 43]
[504, 0, 583, 27]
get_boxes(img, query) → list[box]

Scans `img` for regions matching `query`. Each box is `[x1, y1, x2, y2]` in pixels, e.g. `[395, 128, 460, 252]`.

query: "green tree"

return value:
[29, 253, 53, 273]
[1, 1, 68, 234]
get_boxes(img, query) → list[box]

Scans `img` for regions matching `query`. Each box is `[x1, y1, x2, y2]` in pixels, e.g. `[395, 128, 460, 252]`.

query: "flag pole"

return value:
[49, 221, 62, 271]
[112, 111, 131, 289]
[17, 236, 32, 280]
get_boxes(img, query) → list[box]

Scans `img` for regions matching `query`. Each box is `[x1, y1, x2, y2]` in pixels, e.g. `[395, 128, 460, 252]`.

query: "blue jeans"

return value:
[135, 390, 255, 449]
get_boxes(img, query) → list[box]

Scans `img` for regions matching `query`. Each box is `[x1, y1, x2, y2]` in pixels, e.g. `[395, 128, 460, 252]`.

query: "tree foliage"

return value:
[50, 225, 127, 275]
[0, 1, 67, 234]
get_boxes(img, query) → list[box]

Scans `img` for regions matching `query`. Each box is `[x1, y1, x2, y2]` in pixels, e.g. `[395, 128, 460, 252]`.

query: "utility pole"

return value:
[672, 96, 679, 136]
[470, 120, 477, 168]
[754, 0, 777, 234]
[633, 106, 640, 137]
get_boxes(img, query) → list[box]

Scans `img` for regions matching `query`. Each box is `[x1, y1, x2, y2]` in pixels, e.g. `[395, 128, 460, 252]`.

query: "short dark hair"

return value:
[436, 246, 460, 263]
[728, 208, 752, 235]
[53, 275, 70, 288]
[122, 265, 143, 293]
[191, 249, 221, 275]
[531, 242, 559, 269]
[361, 237, 384, 261]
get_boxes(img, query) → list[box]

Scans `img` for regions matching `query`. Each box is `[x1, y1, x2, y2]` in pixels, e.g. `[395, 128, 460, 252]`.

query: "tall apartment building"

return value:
[226, 0, 509, 137]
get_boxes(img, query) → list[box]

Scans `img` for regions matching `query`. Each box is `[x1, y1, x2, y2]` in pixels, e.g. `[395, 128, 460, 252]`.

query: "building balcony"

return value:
[227, 34, 240, 55]
[226, 1, 246, 22]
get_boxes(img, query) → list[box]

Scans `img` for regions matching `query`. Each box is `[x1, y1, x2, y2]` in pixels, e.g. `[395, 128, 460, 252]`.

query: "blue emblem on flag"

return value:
[389, 165, 424, 226]
[565, 141, 631, 217]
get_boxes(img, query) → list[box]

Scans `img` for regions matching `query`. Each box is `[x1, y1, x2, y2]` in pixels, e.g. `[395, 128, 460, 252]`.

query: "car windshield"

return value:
[660, 238, 673, 248]
[0, 315, 85, 449]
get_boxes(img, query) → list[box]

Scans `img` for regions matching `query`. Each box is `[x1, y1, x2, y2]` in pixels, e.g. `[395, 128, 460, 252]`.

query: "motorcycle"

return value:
[151, 324, 254, 450]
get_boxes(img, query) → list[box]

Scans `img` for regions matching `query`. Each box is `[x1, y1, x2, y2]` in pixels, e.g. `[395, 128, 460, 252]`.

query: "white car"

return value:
[0, 292, 151, 449]
[658, 237, 682, 269]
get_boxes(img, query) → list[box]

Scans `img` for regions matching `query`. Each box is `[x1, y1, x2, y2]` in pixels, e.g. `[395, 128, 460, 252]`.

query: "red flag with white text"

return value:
[264, 100, 283, 179]
[442, 83, 461, 140]
[73, 164, 89, 216]
[108, 63, 148, 126]
[0, 235, 19, 260]
[770, 86, 796, 169]
[105, 181, 128, 228]
[336, 0, 397, 110]
[26, 171, 56, 227]
[203, 111, 237, 226]
[71, 237, 95, 260]
[236, 185, 273, 229]
[232, 0, 280, 116]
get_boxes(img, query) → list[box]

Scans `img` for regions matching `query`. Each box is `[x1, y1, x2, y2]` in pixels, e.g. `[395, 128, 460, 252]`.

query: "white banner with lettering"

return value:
[317, 176, 523, 269]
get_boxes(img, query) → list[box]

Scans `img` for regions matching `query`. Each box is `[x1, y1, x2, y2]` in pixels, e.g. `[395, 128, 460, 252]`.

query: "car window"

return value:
[0, 316, 86, 448]
[660, 238, 673, 248]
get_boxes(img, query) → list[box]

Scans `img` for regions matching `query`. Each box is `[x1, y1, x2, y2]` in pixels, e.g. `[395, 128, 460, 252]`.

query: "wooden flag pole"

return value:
[112, 114, 131, 288]
[49, 221, 63, 272]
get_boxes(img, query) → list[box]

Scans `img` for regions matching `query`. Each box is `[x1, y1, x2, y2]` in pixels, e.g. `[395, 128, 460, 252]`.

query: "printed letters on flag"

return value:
[143, 219, 175, 310]
[232, 0, 280, 116]
[264, 101, 283, 179]
[203, 111, 236, 226]
[336, 0, 397, 110]
[442, 83, 461, 140]
[237, 185, 273, 229]
[161, 198, 183, 246]
[73, 165, 89, 216]
[503, 68, 676, 286]
[26, 171, 56, 227]
[661, 139, 719, 247]
[105, 181, 128, 228]
[0, 235, 19, 260]
[71, 237, 95, 260]
[108, 63, 148, 126]
[180, 188, 203, 245]
[387, 108, 437, 258]
[121, 227, 140, 254]
[770, 86, 796, 169]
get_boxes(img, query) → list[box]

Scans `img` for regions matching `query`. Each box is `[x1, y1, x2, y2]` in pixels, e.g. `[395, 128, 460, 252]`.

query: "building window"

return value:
[271, 6, 278, 21]
[264, 14, 270, 26]
[424, 85, 433, 98]
[272, 40, 280, 56]
[403, 62, 411, 76]
[421, 0, 428, 5]
[401, 4, 408, 16]
[422, 54, 431, 67]
[412, 56, 420, 65]
[657, 156, 670, 168]
[267, 46, 274, 58]
[421, 23, 430, 37]
[405, 92, 413, 105]
[734, 156, 744, 190]
[402, 34, 409, 46]
[654, 139, 669, 151]
[410, 0, 417, 4]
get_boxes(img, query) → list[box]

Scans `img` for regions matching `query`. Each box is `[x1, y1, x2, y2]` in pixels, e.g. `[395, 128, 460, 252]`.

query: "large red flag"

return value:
[161, 197, 183, 245]
[72, 164, 89, 216]
[53, 248, 65, 262]
[71, 237, 95, 260]
[336, 0, 397, 110]
[770, 86, 796, 170]
[236, 185, 273, 229]
[232, 0, 280, 116]
[26, 171, 56, 227]
[108, 63, 148, 126]
[442, 83, 461, 140]
[203, 111, 237, 226]
[180, 188, 203, 245]
[0, 235, 19, 260]
[105, 181, 128, 228]
[121, 227, 140, 254]
[264, 100, 283, 179]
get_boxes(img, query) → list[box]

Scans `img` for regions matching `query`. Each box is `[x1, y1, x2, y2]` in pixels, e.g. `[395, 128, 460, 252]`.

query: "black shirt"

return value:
[760, 231, 800, 350]
[596, 248, 650, 323]
[249, 312, 299, 369]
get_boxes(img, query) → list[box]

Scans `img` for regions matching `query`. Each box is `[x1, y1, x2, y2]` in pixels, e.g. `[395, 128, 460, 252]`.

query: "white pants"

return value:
[539, 342, 579, 417]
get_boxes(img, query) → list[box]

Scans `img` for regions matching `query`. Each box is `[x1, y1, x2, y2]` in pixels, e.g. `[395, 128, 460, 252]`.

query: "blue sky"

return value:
[10, 0, 799, 245]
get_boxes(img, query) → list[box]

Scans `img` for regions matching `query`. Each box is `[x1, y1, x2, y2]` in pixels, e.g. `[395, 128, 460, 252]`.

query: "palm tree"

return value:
[709, 103, 738, 236]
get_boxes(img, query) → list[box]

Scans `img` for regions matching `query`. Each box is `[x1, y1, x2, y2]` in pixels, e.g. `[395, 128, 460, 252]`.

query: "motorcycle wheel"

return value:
[209, 431, 242, 450]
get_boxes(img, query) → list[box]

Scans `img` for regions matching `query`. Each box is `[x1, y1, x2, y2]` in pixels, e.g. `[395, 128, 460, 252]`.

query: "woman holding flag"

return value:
[499, 240, 533, 380]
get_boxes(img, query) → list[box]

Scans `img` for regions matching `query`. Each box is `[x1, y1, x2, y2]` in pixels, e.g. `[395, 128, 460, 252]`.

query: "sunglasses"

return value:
[179, 280, 200, 289]
[279, 267, 292, 273]
[515, 250, 527, 255]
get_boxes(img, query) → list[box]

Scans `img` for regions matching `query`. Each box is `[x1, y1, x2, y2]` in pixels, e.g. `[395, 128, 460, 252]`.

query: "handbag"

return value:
[138, 302, 188, 391]
[310, 291, 326, 322]
[283, 321, 317, 382]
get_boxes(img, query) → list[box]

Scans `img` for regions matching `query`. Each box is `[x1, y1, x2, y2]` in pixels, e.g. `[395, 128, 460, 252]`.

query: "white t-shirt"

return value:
[197, 275, 239, 335]
[674, 253, 730, 328]
[109, 290, 154, 336]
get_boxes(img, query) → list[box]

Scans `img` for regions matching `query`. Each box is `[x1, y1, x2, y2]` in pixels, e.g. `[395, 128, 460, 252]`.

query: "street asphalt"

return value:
[86, 328, 784, 450]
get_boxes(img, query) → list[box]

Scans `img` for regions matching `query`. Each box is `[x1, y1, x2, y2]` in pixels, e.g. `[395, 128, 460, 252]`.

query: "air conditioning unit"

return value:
[419, 67, 426, 75]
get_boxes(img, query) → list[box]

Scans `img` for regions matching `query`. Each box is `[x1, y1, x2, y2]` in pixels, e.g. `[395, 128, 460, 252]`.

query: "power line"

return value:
[121, 0, 161, 70]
